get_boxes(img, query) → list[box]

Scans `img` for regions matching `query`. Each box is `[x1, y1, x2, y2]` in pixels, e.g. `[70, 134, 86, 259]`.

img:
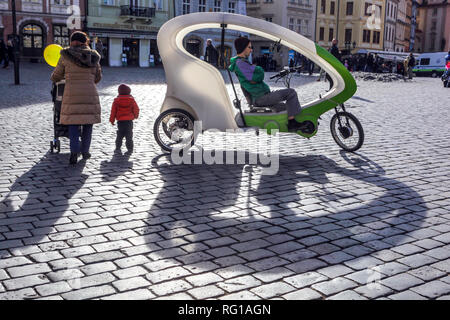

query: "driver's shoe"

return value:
[288, 120, 309, 133]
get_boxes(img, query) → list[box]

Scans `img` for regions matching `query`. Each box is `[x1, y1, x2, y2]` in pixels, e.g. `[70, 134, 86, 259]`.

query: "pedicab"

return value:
[153, 12, 364, 152]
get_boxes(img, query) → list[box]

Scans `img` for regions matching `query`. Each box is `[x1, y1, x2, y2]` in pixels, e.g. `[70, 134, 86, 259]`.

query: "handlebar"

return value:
[269, 66, 301, 79]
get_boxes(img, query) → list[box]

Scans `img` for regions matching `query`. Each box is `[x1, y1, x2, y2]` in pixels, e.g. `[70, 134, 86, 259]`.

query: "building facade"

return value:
[316, 0, 386, 55]
[384, 0, 398, 51]
[174, 0, 247, 69]
[414, 0, 450, 52]
[87, 0, 173, 67]
[395, 0, 408, 52]
[0, 0, 86, 61]
[246, 0, 316, 68]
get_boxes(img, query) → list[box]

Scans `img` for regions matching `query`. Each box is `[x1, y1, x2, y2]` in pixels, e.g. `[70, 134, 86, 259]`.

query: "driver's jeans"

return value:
[254, 88, 301, 117]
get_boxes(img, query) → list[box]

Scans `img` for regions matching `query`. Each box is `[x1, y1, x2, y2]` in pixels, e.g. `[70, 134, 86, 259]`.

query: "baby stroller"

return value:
[50, 80, 68, 153]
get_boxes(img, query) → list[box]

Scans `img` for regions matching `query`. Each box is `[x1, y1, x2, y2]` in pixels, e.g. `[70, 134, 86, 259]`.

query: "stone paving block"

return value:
[410, 280, 450, 299]
[308, 243, 340, 255]
[391, 243, 424, 256]
[376, 262, 410, 277]
[146, 266, 191, 284]
[298, 235, 329, 246]
[354, 284, 394, 299]
[388, 291, 427, 300]
[35, 281, 72, 297]
[150, 279, 193, 296]
[328, 290, 368, 300]
[144, 259, 182, 272]
[60, 245, 96, 258]
[250, 282, 296, 299]
[0, 256, 32, 269]
[380, 273, 425, 291]
[245, 257, 289, 272]
[217, 275, 262, 293]
[214, 265, 254, 279]
[3, 274, 50, 291]
[413, 239, 445, 250]
[112, 266, 148, 280]
[219, 291, 262, 300]
[317, 265, 354, 278]
[286, 259, 328, 274]
[408, 265, 447, 281]
[114, 255, 150, 269]
[7, 263, 52, 278]
[61, 285, 116, 300]
[397, 253, 438, 268]
[102, 289, 155, 300]
[188, 285, 225, 299]
[431, 259, 450, 273]
[282, 288, 323, 300]
[423, 246, 450, 260]
[344, 256, 384, 271]
[67, 273, 117, 290]
[112, 276, 151, 292]
[370, 249, 403, 262]
[319, 251, 355, 264]
[47, 269, 85, 282]
[49, 258, 84, 271]
[253, 267, 294, 283]
[80, 261, 117, 276]
[311, 277, 358, 296]
[0, 288, 39, 300]
[185, 272, 224, 287]
[284, 272, 328, 289]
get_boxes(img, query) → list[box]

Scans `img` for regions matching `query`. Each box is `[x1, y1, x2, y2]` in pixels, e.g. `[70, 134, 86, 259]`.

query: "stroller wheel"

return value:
[50, 141, 54, 154]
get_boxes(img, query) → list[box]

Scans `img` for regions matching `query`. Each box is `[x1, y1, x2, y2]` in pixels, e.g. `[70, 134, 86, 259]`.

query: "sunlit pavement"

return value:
[0, 63, 449, 300]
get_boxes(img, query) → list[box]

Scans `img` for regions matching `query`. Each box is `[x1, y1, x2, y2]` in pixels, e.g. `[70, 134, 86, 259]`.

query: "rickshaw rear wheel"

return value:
[330, 112, 364, 152]
[154, 108, 197, 152]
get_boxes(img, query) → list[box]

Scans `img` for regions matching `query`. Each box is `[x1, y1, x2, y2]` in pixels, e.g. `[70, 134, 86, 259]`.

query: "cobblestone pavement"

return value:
[0, 63, 449, 300]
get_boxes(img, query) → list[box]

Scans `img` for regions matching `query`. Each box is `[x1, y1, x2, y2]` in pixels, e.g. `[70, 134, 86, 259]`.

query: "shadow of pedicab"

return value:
[143, 150, 426, 279]
[0, 152, 88, 257]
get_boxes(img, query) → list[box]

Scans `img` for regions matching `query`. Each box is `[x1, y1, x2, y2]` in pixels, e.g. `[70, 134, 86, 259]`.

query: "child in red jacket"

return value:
[110, 84, 140, 155]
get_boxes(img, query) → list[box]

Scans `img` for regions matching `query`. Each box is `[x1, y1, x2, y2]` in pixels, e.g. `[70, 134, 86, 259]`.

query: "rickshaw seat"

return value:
[240, 86, 286, 113]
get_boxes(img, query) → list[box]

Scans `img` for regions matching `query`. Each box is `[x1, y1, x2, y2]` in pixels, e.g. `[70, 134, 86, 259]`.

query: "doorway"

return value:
[123, 38, 139, 66]
[185, 38, 201, 58]
[21, 23, 44, 59]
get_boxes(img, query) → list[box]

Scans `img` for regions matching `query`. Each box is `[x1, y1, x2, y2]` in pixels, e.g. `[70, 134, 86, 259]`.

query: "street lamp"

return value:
[11, 0, 20, 85]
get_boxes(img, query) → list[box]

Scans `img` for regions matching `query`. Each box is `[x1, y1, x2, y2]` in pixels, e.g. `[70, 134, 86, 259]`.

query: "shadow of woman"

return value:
[142, 152, 426, 279]
[99, 152, 133, 182]
[0, 152, 88, 257]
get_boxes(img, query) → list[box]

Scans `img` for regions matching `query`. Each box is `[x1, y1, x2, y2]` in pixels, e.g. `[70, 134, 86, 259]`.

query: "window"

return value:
[103, 0, 114, 5]
[330, 1, 335, 15]
[346, 1, 353, 15]
[321, 0, 325, 14]
[213, 0, 221, 12]
[431, 20, 437, 31]
[319, 27, 325, 41]
[432, 8, 437, 16]
[289, 18, 294, 31]
[364, 3, 371, 16]
[228, 1, 235, 13]
[265, 17, 273, 22]
[154, 0, 163, 10]
[53, 0, 68, 4]
[198, 0, 206, 12]
[304, 20, 309, 35]
[328, 28, 334, 41]
[363, 29, 371, 43]
[53, 25, 69, 47]
[420, 58, 430, 65]
[345, 28, 352, 42]
[182, 0, 190, 15]
[373, 31, 380, 44]
[297, 19, 302, 33]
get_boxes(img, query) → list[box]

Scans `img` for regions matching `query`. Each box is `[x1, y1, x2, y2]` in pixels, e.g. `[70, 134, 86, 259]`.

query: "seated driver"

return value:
[229, 37, 308, 132]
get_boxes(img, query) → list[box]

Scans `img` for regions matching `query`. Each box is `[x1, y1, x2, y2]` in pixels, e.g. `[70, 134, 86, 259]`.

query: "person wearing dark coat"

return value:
[3, 40, 14, 69]
[0, 39, 6, 66]
[326, 39, 341, 89]
[204, 39, 219, 67]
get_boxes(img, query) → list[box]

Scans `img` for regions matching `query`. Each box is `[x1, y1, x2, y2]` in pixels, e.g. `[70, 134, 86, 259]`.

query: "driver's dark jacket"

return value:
[229, 56, 270, 100]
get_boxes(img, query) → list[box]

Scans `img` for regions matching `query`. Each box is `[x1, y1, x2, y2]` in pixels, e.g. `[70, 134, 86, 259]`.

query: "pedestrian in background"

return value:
[3, 40, 14, 69]
[51, 31, 102, 165]
[204, 39, 219, 67]
[0, 39, 6, 67]
[406, 53, 415, 79]
[109, 84, 140, 155]
[326, 39, 341, 89]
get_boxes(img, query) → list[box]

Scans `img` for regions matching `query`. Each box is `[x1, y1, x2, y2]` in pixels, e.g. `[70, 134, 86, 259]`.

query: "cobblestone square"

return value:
[0, 63, 449, 300]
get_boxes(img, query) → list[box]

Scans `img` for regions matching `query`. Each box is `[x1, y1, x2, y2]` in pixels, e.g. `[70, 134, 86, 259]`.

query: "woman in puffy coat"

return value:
[51, 31, 102, 164]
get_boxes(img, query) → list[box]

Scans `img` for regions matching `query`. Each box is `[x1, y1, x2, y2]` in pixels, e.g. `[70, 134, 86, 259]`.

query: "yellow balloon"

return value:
[44, 44, 63, 67]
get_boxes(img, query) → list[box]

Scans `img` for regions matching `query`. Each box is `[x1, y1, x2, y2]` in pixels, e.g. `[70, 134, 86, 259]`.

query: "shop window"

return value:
[53, 25, 69, 47]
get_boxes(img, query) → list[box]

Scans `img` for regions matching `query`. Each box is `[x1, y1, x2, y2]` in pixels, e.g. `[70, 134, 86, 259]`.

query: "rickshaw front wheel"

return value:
[153, 108, 196, 152]
[330, 112, 364, 152]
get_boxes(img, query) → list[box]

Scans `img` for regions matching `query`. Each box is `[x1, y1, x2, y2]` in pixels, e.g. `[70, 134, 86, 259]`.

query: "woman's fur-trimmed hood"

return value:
[61, 46, 100, 68]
